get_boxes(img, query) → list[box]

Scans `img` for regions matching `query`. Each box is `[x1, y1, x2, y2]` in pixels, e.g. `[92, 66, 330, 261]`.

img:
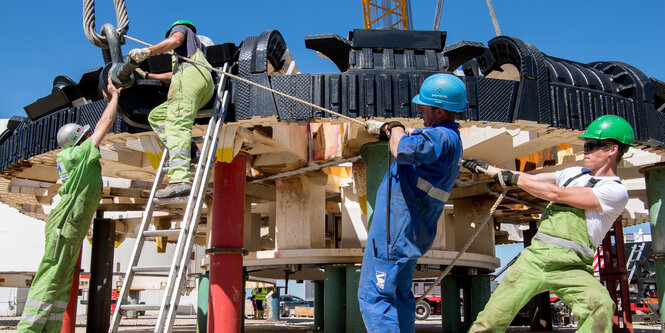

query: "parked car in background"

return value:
[279, 294, 309, 317]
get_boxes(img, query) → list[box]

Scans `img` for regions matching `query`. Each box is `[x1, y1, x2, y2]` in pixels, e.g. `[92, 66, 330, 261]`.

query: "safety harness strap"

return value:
[533, 232, 595, 259]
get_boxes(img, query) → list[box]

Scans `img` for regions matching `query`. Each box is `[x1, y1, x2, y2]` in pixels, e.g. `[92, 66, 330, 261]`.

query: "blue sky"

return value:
[2, 1, 660, 288]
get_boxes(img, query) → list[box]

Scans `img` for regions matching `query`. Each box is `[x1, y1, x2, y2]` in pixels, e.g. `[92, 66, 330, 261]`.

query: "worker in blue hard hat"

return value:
[466, 115, 634, 332]
[17, 77, 122, 333]
[128, 19, 214, 198]
[359, 73, 467, 332]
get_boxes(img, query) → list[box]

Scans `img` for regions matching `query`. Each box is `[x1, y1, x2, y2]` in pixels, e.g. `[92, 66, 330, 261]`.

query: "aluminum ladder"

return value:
[627, 241, 646, 283]
[109, 62, 231, 333]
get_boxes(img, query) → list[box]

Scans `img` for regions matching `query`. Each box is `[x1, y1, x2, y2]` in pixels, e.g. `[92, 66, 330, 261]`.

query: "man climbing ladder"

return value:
[129, 19, 214, 198]
[17, 78, 122, 332]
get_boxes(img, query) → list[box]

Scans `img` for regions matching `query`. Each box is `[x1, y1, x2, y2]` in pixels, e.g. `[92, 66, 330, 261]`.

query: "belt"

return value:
[533, 232, 595, 259]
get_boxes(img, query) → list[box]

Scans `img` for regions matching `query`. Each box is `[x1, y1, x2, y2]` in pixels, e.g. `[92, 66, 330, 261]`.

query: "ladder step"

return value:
[143, 229, 182, 237]
[132, 265, 173, 273]
[119, 304, 161, 311]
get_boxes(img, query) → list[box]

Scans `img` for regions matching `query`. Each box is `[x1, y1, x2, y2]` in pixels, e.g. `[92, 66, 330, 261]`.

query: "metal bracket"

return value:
[205, 247, 248, 256]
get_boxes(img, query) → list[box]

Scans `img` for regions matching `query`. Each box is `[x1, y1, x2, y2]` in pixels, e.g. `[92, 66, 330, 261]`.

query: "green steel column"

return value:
[360, 142, 391, 229]
[314, 280, 324, 331]
[441, 275, 461, 333]
[197, 272, 209, 333]
[469, 275, 491, 328]
[641, 163, 665, 332]
[324, 266, 346, 333]
[345, 265, 366, 333]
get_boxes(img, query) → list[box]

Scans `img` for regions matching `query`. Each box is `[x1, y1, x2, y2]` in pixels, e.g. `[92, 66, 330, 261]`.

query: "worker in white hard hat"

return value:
[17, 77, 122, 333]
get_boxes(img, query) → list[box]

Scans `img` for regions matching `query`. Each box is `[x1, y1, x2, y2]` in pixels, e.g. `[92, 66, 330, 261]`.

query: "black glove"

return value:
[493, 170, 520, 188]
[385, 121, 405, 133]
[462, 158, 489, 174]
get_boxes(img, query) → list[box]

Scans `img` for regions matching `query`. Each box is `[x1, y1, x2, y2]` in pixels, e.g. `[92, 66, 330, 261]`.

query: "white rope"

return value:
[486, 0, 502, 36]
[82, 0, 130, 48]
[416, 164, 506, 302]
[417, 188, 506, 303]
[250, 156, 362, 184]
[124, 35, 367, 126]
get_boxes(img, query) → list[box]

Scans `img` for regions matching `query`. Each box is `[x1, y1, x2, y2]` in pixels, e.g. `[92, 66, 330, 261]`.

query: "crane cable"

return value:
[432, 0, 444, 31]
[83, 0, 130, 48]
[123, 35, 366, 127]
[416, 166, 507, 303]
[486, 0, 502, 36]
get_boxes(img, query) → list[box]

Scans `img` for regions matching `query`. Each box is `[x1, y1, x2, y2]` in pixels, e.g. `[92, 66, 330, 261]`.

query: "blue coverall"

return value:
[358, 122, 463, 332]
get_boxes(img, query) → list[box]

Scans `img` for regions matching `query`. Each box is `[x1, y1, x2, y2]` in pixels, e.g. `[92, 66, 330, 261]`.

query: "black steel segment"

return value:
[254, 30, 286, 73]
[475, 78, 518, 123]
[350, 29, 446, 51]
[443, 41, 486, 72]
[270, 74, 312, 120]
[235, 35, 258, 120]
[362, 74, 375, 117]
[383, 48, 395, 70]
[348, 74, 359, 118]
[304, 33, 351, 72]
[359, 48, 373, 69]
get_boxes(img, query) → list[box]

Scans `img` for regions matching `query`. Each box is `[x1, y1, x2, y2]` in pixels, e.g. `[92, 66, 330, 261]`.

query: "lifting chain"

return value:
[83, 0, 130, 48]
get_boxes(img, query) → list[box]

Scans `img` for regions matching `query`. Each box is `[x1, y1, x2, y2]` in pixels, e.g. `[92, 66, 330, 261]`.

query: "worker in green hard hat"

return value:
[17, 77, 122, 333]
[128, 19, 214, 198]
[464, 115, 635, 332]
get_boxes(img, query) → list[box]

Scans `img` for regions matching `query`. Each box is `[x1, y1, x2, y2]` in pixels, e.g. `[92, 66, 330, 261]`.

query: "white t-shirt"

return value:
[555, 167, 629, 248]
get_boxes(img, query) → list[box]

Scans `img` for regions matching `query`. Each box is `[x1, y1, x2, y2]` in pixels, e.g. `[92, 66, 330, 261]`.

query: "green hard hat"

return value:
[578, 115, 635, 146]
[165, 20, 196, 38]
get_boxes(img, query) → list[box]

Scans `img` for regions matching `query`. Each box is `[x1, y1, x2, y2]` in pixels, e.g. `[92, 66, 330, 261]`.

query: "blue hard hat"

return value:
[412, 73, 469, 112]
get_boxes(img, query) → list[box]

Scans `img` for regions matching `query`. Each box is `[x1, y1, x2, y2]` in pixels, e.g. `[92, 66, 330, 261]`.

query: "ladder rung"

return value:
[143, 229, 182, 237]
[132, 265, 172, 273]
[119, 304, 161, 311]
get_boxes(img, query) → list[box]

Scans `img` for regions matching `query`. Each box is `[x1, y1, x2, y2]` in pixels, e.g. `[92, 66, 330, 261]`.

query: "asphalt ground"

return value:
[0, 315, 661, 332]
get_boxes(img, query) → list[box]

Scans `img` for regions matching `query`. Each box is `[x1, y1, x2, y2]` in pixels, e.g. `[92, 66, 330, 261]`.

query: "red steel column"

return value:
[208, 154, 246, 333]
[62, 247, 82, 333]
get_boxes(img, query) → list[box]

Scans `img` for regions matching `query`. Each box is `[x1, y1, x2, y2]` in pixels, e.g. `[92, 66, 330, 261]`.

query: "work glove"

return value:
[129, 48, 151, 63]
[493, 170, 520, 188]
[366, 120, 385, 136]
[385, 121, 406, 134]
[462, 158, 501, 176]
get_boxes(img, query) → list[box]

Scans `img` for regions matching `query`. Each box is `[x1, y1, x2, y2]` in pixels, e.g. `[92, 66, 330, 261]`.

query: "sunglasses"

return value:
[583, 141, 613, 153]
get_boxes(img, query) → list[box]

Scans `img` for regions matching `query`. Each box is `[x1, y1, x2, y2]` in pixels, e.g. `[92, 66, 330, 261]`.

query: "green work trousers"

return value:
[17, 195, 99, 332]
[468, 240, 614, 332]
[149, 49, 214, 184]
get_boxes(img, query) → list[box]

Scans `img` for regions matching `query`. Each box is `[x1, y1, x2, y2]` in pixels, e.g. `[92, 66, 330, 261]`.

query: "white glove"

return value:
[366, 120, 386, 135]
[129, 48, 151, 63]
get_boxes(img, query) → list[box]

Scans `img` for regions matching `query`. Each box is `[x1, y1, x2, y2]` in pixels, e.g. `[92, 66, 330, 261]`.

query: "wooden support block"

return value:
[99, 147, 144, 168]
[452, 198, 496, 256]
[340, 184, 367, 248]
[275, 173, 327, 249]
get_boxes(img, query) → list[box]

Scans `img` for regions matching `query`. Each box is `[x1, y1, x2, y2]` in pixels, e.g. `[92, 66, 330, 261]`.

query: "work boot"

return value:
[155, 182, 191, 198]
